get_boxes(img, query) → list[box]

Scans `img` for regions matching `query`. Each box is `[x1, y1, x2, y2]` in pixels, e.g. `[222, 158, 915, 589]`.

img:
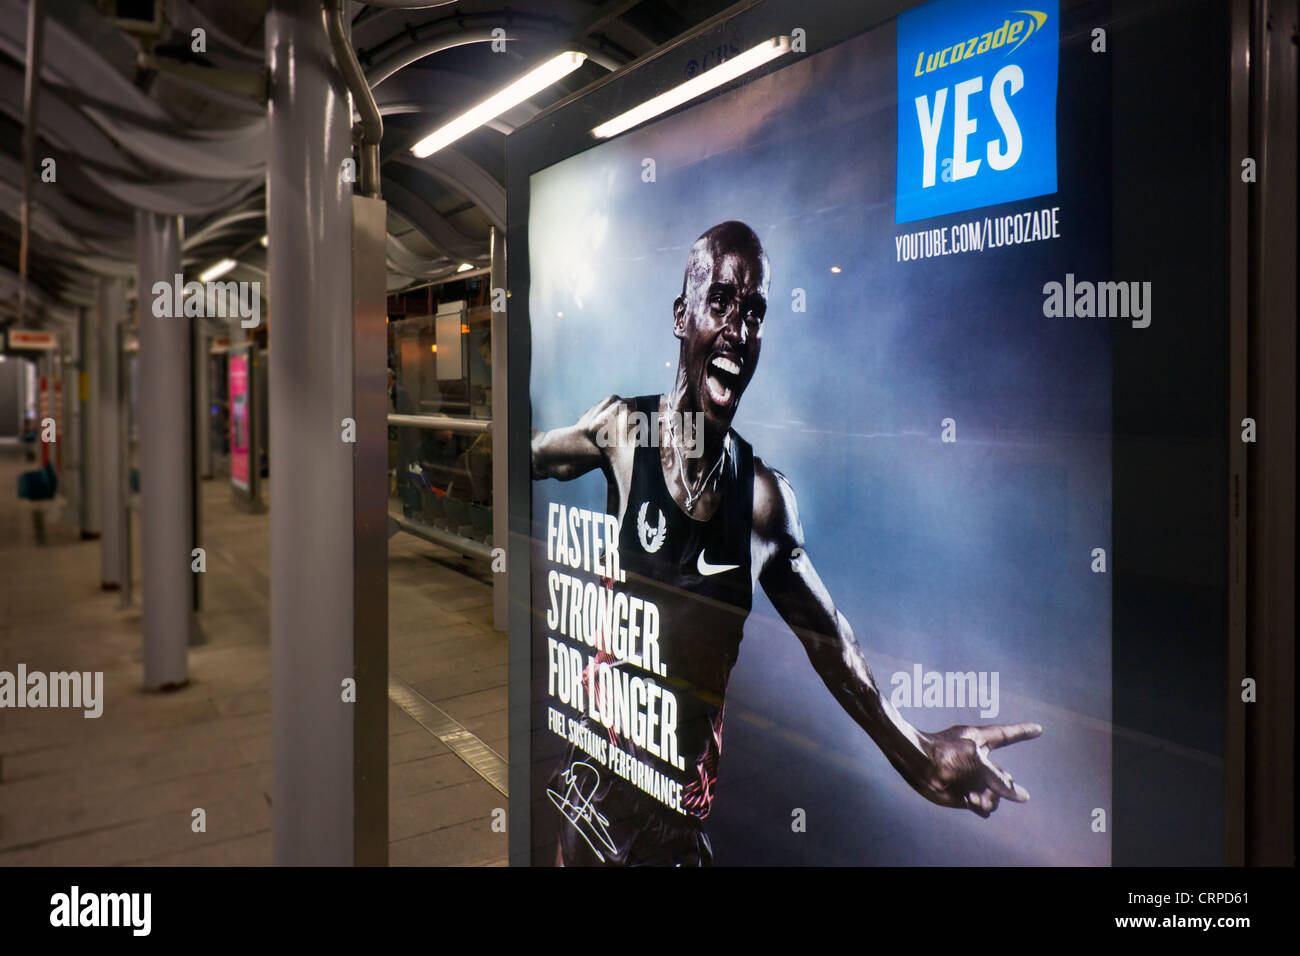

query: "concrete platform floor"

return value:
[0, 439, 507, 865]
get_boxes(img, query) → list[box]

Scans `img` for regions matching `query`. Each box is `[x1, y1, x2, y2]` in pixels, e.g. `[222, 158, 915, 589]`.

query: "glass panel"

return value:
[387, 297, 494, 548]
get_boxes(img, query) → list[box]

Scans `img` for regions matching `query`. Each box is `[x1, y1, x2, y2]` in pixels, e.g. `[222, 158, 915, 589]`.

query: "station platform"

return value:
[0, 439, 505, 866]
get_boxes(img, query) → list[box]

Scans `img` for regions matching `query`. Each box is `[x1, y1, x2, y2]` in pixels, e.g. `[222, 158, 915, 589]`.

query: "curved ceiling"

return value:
[0, 0, 735, 328]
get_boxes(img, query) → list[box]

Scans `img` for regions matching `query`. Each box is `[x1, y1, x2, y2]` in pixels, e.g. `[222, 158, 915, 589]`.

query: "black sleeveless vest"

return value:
[613, 395, 755, 818]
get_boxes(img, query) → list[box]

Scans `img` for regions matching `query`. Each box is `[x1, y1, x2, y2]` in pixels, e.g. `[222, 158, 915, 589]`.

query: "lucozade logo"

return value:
[910, 10, 1049, 77]
[896, 0, 1058, 223]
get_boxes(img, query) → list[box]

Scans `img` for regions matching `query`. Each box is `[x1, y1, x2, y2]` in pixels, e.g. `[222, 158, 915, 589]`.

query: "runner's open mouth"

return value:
[704, 353, 742, 407]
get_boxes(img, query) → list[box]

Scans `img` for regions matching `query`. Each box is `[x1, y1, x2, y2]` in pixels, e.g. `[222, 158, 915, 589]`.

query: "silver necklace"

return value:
[668, 416, 727, 514]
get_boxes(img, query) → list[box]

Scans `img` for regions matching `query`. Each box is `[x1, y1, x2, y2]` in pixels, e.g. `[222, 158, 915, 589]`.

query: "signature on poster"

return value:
[546, 761, 618, 862]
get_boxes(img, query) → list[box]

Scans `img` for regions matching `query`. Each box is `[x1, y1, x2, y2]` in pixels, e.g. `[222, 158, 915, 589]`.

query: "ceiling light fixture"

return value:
[200, 259, 238, 282]
[591, 37, 792, 139]
[411, 51, 588, 159]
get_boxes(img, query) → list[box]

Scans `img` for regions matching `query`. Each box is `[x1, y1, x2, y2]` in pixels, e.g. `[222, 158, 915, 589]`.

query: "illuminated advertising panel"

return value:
[229, 352, 250, 493]
[516, 0, 1234, 867]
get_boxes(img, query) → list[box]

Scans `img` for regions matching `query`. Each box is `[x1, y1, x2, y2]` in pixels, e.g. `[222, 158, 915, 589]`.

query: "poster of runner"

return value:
[526, 0, 1115, 865]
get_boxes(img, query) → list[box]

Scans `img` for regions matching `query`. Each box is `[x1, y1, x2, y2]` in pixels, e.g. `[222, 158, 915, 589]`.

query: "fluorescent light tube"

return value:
[591, 36, 792, 139]
[200, 259, 237, 282]
[411, 51, 588, 158]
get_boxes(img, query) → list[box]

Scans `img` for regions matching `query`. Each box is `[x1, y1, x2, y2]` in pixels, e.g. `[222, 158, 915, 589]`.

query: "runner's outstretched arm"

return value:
[754, 461, 1041, 817]
[531, 396, 622, 481]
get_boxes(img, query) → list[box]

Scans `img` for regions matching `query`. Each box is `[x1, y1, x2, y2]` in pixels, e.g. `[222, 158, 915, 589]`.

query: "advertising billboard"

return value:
[515, 0, 1234, 866]
[229, 351, 250, 493]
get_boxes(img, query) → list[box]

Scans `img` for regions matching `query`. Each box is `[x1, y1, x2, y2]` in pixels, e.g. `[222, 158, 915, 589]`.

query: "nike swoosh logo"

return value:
[697, 551, 739, 576]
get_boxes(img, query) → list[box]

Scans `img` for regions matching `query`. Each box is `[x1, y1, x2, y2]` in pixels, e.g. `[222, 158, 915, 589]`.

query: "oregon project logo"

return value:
[637, 502, 667, 553]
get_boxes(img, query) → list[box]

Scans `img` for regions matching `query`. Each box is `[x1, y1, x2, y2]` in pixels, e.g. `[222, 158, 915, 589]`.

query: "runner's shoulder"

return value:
[752, 456, 801, 541]
[577, 396, 647, 466]
[576, 394, 632, 433]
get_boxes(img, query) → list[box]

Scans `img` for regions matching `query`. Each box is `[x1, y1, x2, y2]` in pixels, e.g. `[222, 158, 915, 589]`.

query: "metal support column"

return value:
[489, 226, 508, 633]
[1246, 0, 1296, 865]
[267, 0, 387, 866]
[79, 304, 99, 537]
[192, 324, 208, 613]
[195, 326, 212, 480]
[352, 194, 389, 866]
[136, 211, 192, 689]
[57, 325, 77, 525]
[96, 277, 125, 589]
[36, 351, 51, 462]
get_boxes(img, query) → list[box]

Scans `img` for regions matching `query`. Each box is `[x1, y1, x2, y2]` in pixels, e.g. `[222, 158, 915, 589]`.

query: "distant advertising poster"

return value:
[229, 353, 250, 492]
[529, 0, 1114, 865]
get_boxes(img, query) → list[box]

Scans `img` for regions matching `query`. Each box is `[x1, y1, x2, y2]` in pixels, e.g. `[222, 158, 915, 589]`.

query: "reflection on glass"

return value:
[388, 299, 495, 547]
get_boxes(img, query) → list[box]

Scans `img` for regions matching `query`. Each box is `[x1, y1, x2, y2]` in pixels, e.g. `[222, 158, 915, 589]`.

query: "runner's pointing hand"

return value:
[915, 722, 1042, 816]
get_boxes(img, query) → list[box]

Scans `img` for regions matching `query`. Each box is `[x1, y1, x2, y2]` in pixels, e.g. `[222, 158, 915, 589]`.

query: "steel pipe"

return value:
[387, 413, 490, 434]
[390, 512, 494, 562]
[325, 0, 383, 199]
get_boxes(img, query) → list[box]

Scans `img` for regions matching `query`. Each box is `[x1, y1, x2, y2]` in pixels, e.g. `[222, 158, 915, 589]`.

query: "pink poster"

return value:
[229, 354, 249, 491]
